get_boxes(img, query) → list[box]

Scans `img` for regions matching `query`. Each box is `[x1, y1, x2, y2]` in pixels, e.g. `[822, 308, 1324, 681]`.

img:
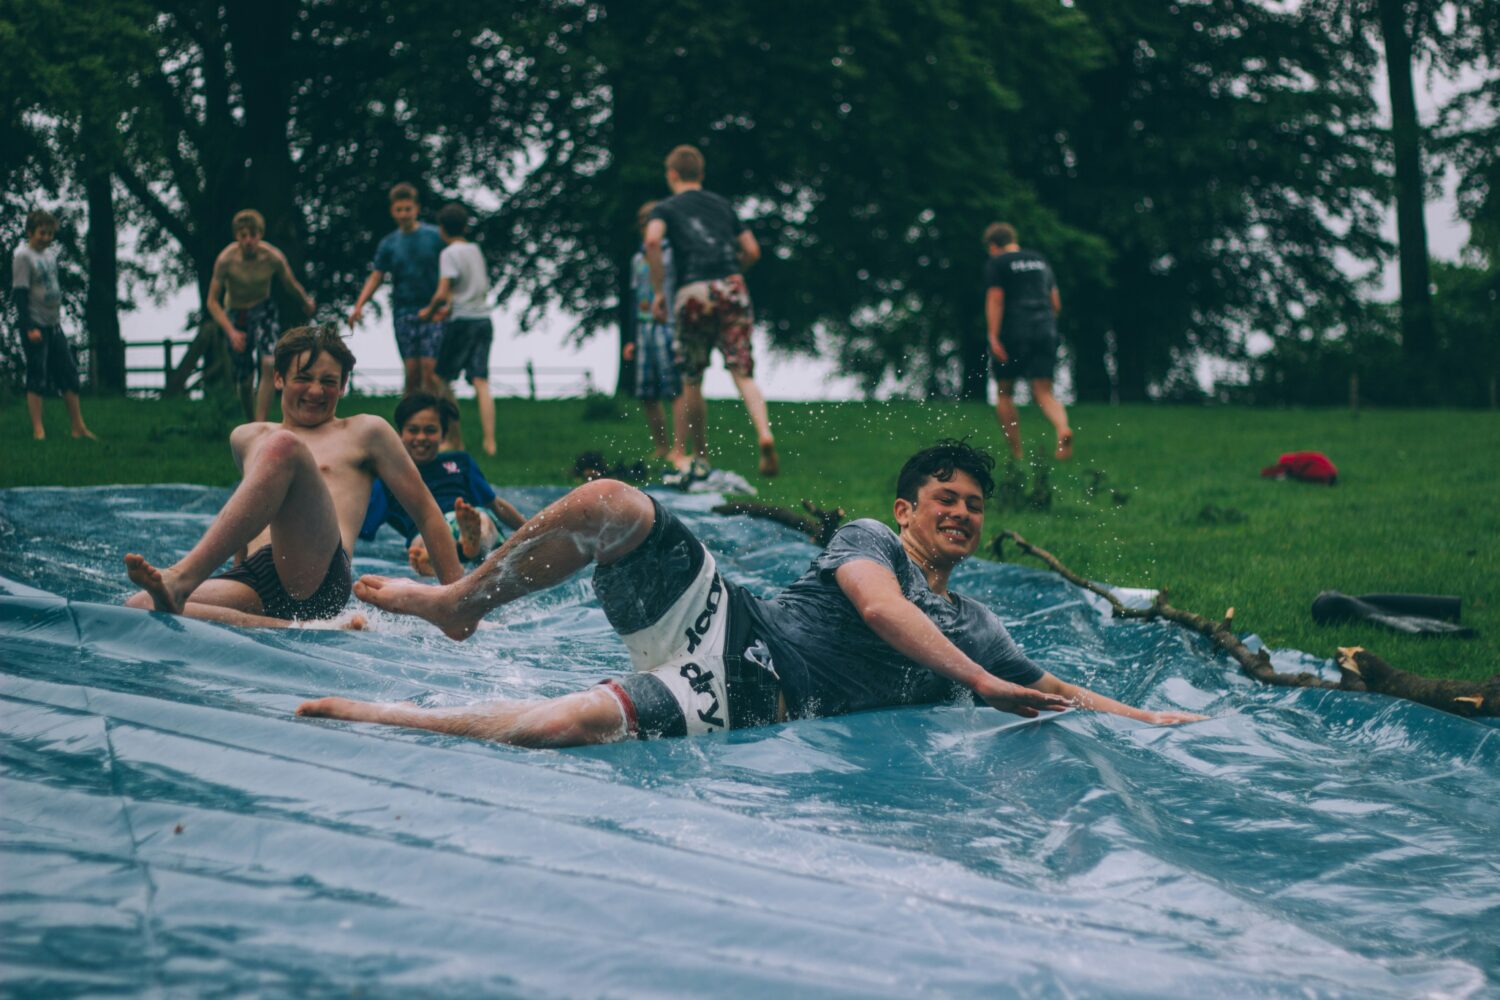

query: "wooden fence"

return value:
[123, 337, 594, 400]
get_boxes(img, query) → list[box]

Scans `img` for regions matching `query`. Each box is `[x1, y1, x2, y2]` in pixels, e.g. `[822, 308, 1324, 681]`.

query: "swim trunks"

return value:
[21, 324, 81, 395]
[211, 544, 353, 621]
[435, 317, 492, 383]
[228, 298, 279, 379]
[990, 326, 1058, 381]
[672, 275, 755, 380]
[593, 499, 782, 738]
[394, 311, 446, 361]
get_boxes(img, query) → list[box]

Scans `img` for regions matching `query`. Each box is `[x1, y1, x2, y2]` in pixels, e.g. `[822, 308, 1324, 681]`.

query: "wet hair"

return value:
[394, 391, 459, 434]
[665, 144, 705, 182]
[437, 202, 468, 237]
[25, 209, 58, 235]
[896, 438, 997, 502]
[232, 209, 265, 237]
[636, 200, 659, 230]
[273, 324, 356, 384]
[389, 182, 419, 204]
[983, 222, 1017, 249]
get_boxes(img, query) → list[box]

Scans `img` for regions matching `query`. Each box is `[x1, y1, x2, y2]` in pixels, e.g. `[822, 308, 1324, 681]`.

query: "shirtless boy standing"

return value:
[124, 325, 462, 628]
[206, 209, 317, 421]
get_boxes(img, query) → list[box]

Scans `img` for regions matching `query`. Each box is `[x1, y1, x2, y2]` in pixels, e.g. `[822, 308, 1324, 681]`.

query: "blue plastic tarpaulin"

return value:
[1, 485, 1496, 997]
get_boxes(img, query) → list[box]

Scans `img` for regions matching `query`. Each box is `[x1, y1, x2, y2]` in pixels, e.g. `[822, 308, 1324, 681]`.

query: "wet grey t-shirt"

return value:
[12, 243, 62, 327]
[749, 519, 1043, 719]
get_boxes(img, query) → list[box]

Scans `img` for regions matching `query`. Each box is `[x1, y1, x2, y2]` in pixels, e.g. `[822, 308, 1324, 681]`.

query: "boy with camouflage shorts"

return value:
[645, 145, 779, 477]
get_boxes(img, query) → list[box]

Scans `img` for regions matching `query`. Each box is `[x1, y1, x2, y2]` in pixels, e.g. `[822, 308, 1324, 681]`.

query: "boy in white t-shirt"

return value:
[420, 203, 496, 455]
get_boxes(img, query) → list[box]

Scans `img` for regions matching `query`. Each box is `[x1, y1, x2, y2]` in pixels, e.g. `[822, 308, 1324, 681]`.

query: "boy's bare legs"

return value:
[641, 399, 670, 457]
[254, 355, 277, 422]
[402, 357, 422, 395]
[730, 370, 777, 476]
[297, 685, 628, 748]
[236, 376, 256, 422]
[676, 381, 710, 470]
[26, 393, 45, 440]
[124, 429, 341, 614]
[1030, 379, 1073, 460]
[63, 392, 96, 440]
[354, 478, 654, 640]
[994, 380, 1023, 460]
[473, 377, 497, 456]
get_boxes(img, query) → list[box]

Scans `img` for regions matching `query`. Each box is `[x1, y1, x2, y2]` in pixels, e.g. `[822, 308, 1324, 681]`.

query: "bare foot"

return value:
[454, 498, 484, 561]
[33, 431, 45, 441]
[483, 438, 497, 457]
[1055, 431, 1074, 461]
[123, 553, 185, 614]
[666, 450, 691, 473]
[407, 543, 436, 577]
[759, 440, 780, 477]
[353, 574, 481, 640]
[72, 427, 99, 441]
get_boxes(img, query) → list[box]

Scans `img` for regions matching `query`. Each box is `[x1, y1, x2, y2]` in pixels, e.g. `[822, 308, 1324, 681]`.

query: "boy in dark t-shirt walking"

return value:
[644, 145, 779, 477]
[983, 222, 1072, 460]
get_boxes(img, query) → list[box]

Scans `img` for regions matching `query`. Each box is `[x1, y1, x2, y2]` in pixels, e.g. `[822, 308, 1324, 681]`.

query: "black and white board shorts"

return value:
[592, 499, 782, 739]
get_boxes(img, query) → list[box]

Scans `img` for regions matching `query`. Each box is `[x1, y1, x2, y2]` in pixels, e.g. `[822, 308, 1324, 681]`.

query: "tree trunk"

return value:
[1066, 310, 1112, 403]
[83, 144, 124, 394]
[958, 287, 988, 402]
[1377, 0, 1435, 396]
[226, 0, 304, 326]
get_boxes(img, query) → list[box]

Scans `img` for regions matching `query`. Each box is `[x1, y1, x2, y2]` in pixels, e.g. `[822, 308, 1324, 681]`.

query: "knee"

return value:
[255, 428, 312, 464]
[571, 477, 646, 514]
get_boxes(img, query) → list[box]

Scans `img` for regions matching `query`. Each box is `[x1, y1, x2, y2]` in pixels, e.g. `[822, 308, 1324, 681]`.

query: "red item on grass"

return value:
[1260, 451, 1338, 485]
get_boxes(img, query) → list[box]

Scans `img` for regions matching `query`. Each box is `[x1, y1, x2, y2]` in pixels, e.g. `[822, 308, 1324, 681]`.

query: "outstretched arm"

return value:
[366, 419, 463, 583]
[419, 276, 454, 322]
[490, 496, 526, 531]
[1029, 673, 1204, 725]
[986, 287, 1006, 361]
[349, 271, 384, 327]
[835, 560, 1068, 718]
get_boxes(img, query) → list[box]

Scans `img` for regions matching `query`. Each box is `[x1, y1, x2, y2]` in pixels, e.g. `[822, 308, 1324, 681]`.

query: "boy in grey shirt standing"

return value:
[12, 209, 95, 442]
[421, 203, 497, 456]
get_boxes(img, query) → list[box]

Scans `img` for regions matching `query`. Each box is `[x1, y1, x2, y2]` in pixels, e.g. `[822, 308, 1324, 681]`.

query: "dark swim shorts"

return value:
[593, 499, 781, 738]
[991, 321, 1059, 382]
[228, 299, 279, 379]
[211, 544, 353, 621]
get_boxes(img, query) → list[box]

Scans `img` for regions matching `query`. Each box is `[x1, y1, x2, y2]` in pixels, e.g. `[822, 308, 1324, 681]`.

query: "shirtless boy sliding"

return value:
[124, 325, 463, 628]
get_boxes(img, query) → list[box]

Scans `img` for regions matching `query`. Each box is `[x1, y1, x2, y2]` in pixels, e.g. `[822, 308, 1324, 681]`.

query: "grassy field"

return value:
[5, 390, 1497, 681]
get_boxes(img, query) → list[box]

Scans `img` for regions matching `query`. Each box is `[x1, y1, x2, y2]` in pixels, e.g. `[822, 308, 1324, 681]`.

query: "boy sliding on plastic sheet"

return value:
[205, 209, 317, 421]
[299, 440, 1203, 745]
[13, 209, 96, 442]
[360, 392, 526, 577]
[645, 144, 778, 478]
[124, 325, 463, 628]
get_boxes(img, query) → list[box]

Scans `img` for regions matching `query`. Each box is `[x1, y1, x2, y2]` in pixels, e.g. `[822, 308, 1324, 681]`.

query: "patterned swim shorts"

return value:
[394, 311, 447, 361]
[229, 299, 279, 378]
[672, 275, 754, 380]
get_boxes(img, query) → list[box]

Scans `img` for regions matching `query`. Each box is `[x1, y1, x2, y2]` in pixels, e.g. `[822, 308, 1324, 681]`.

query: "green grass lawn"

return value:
[6, 390, 1497, 681]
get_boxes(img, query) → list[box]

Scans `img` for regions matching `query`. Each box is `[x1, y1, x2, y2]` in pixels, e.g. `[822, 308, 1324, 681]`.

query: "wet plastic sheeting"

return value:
[1, 485, 1496, 998]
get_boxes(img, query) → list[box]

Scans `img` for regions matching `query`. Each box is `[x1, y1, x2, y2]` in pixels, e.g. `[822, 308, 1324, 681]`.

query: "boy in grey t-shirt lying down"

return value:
[299, 439, 1204, 744]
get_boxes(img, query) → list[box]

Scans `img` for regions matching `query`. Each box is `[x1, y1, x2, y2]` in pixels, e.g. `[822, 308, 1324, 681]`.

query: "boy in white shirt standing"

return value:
[420, 203, 496, 456]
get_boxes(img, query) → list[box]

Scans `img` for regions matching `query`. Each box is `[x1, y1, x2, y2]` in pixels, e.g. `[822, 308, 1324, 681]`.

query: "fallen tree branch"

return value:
[712, 499, 846, 547]
[996, 529, 1499, 718]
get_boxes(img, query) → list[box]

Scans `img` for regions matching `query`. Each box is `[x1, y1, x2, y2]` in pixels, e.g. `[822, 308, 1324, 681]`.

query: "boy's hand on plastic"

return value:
[1145, 710, 1208, 725]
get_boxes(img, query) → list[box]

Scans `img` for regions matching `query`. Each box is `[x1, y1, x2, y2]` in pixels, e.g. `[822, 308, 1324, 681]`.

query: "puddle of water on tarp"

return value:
[1, 485, 1495, 998]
